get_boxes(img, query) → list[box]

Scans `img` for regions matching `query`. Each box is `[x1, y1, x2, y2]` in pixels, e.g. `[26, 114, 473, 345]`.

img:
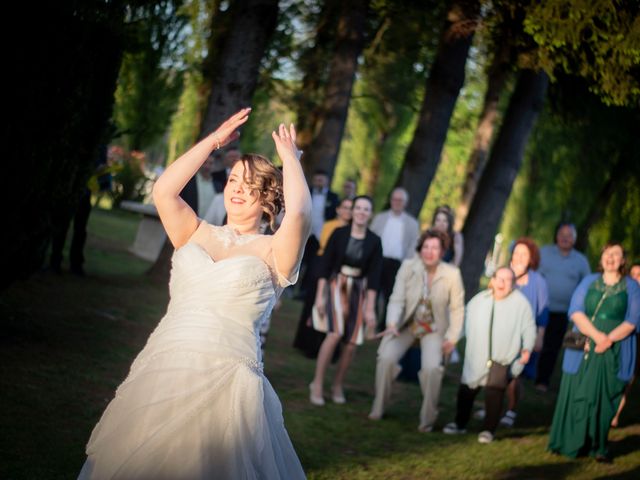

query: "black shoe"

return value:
[595, 454, 612, 464]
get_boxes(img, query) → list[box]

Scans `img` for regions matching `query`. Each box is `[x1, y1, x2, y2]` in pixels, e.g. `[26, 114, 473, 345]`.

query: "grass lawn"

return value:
[1, 207, 639, 479]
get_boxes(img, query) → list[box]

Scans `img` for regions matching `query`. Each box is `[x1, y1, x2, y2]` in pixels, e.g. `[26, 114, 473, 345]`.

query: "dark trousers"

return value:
[377, 257, 402, 331]
[535, 312, 569, 387]
[297, 235, 320, 296]
[455, 384, 506, 434]
[50, 189, 92, 271]
[292, 254, 325, 358]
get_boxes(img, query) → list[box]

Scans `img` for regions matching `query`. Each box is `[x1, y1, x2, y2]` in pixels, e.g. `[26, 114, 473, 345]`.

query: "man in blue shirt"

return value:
[535, 222, 591, 391]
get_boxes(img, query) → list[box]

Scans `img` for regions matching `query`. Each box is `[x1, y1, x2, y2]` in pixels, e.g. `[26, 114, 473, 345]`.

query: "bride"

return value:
[79, 109, 311, 479]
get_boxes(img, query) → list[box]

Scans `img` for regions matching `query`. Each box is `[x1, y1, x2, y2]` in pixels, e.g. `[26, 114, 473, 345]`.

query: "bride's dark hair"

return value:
[235, 154, 284, 230]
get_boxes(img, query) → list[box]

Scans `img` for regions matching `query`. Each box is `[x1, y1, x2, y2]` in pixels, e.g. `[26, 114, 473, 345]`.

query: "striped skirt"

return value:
[323, 271, 368, 345]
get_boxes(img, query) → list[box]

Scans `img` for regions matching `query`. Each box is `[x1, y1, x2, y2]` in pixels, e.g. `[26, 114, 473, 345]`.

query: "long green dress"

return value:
[548, 278, 628, 459]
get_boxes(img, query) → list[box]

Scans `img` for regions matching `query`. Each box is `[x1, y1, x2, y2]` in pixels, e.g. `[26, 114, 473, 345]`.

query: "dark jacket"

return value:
[323, 190, 340, 221]
[180, 173, 221, 213]
[319, 225, 383, 292]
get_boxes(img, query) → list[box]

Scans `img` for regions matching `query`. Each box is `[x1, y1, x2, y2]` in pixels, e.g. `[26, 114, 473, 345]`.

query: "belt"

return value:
[340, 265, 362, 277]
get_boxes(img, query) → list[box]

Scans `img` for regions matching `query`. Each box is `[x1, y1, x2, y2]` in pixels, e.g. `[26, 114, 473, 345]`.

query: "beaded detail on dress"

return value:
[593, 277, 627, 295]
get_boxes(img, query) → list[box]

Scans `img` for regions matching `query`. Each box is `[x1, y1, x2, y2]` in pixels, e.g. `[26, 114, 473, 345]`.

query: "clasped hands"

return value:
[585, 331, 613, 354]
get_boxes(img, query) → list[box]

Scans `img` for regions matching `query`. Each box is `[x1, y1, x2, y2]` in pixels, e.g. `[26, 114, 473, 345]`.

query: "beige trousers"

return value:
[370, 328, 444, 429]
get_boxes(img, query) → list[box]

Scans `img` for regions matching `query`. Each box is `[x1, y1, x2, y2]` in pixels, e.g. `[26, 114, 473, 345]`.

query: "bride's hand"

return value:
[272, 123, 302, 162]
[212, 108, 251, 150]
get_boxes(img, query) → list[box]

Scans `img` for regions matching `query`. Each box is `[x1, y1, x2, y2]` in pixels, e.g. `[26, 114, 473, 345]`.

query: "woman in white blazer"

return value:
[369, 229, 465, 432]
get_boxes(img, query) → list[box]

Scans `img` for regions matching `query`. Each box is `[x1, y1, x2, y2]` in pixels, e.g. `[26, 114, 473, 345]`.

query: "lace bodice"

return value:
[188, 221, 297, 292]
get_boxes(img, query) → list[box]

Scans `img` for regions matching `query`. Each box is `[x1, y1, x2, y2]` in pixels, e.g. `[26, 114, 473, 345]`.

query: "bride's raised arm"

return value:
[153, 108, 251, 248]
[271, 123, 312, 280]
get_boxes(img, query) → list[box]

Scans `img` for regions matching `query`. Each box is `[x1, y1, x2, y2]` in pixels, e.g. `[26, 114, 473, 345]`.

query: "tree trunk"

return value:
[294, 0, 341, 152]
[148, 0, 279, 281]
[575, 162, 620, 252]
[1, 3, 126, 291]
[393, 0, 480, 217]
[364, 130, 388, 197]
[199, 0, 279, 138]
[454, 58, 511, 230]
[300, 0, 369, 178]
[460, 69, 548, 299]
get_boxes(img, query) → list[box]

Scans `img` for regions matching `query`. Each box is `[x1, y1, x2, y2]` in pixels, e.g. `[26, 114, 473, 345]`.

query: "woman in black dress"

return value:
[309, 196, 383, 405]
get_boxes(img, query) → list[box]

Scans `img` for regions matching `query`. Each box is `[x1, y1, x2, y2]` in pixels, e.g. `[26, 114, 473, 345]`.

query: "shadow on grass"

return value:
[497, 461, 578, 479]
[594, 466, 640, 479]
[610, 434, 640, 458]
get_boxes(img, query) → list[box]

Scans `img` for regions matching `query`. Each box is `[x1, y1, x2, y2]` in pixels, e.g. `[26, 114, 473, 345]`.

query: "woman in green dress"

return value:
[548, 243, 640, 461]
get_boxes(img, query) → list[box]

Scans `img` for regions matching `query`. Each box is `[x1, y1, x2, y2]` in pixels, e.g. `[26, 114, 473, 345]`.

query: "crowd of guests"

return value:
[288, 177, 640, 463]
[157, 149, 638, 462]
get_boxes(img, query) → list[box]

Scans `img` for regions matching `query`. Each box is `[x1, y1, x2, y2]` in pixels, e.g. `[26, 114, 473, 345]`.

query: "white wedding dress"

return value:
[79, 222, 306, 479]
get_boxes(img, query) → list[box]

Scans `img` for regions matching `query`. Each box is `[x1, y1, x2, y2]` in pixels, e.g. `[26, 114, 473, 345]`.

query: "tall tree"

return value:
[293, 0, 342, 153]
[353, 0, 444, 201]
[460, 69, 548, 298]
[453, 0, 530, 229]
[198, 0, 280, 138]
[458, 0, 640, 295]
[393, 0, 481, 216]
[453, 53, 511, 230]
[300, 0, 369, 178]
[2, 2, 130, 290]
[500, 79, 640, 266]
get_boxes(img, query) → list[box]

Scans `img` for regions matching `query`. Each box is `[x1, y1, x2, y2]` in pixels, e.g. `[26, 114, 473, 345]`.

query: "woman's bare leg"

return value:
[311, 332, 342, 397]
[332, 343, 357, 396]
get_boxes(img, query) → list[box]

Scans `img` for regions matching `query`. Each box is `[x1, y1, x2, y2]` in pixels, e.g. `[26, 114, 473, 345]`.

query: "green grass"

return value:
[1, 207, 639, 479]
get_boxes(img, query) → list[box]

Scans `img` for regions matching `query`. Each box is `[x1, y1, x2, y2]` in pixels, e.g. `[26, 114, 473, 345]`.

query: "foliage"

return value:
[240, 82, 296, 162]
[107, 146, 152, 207]
[523, 0, 640, 106]
[113, 0, 188, 150]
[332, 0, 446, 206]
[2, 1, 129, 290]
[165, 0, 216, 163]
[500, 81, 640, 265]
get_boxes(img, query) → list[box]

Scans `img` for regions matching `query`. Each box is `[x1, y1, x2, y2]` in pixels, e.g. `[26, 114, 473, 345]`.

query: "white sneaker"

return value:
[500, 410, 517, 427]
[478, 430, 494, 444]
[473, 408, 486, 420]
[442, 422, 467, 434]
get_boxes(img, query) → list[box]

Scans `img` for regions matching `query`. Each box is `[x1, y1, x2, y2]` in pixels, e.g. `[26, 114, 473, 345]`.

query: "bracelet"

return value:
[213, 133, 221, 150]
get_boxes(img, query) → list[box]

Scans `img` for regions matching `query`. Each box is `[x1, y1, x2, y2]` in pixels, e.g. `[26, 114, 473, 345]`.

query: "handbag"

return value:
[561, 330, 587, 350]
[561, 287, 609, 350]
[311, 305, 328, 333]
[485, 300, 510, 389]
[409, 269, 436, 339]
[486, 362, 510, 389]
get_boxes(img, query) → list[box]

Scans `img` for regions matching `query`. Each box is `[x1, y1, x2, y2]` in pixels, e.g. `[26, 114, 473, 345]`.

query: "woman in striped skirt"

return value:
[309, 195, 383, 405]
